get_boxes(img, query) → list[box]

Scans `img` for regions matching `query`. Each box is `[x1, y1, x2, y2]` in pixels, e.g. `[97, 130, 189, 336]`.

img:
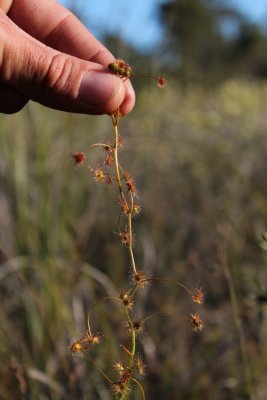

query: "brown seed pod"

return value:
[108, 59, 132, 79]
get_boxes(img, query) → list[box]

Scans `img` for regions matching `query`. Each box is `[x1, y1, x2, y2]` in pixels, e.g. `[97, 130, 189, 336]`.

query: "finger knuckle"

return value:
[42, 53, 79, 97]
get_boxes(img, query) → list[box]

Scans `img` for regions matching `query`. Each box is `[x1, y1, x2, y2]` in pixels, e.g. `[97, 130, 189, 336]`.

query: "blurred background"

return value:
[1, 0, 267, 399]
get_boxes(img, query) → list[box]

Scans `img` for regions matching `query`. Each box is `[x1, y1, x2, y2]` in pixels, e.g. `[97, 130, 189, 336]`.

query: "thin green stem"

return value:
[111, 110, 138, 399]
[123, 308, 136, 365]
[128, 246, 137, 274]
[130, 284, 139, 299]
[112, 113, 137, 276]
[82, 351, 113, 384]
[112, 113, 124, 196]
[87, 296, 122, 334]
[120, 308, 137, 400]
[128, 192, 137, 274]
[144, 277, 192, 296]
[131, 378, 146, 400]
[130, 329, 136, 369]
[142, 311, 176, 324]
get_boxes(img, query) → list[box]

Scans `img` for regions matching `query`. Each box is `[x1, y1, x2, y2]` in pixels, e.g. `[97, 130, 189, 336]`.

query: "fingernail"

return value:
[79, 71, 120, 106]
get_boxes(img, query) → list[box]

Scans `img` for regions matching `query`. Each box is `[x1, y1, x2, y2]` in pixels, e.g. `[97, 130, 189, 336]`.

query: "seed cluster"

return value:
[70, 59, 203, 399]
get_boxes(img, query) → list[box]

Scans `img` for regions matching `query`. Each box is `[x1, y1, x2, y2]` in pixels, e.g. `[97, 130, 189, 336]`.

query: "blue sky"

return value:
[233, 0, 267, 23]
[59, 0, 267, 50]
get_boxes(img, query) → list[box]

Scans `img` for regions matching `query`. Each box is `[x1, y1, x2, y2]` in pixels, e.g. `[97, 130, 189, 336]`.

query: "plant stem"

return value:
[112, 112, 137, 275]
[111, 110, 138, 399]
[121, 308, 136, 400]
[112, 112, 124, 196]
[83, 351, 113, 384]
[131, 378, 146, 400]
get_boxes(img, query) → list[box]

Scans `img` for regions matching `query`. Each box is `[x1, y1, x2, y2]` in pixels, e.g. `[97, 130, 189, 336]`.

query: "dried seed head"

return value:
[93, 166, 106, 182]
[105, 153, 114, 167]
[71, 331, 103, 353]
[105, 173, 113, 185]
[118, 134, 123, 148]
[112, 382, 131, 398]
[103, 144, 114, 153]
[135, 355, 147, 376]
[131, 270, 147, 288]
[124, 319, 143, 335]
[119, 292, 134, 309]
[189, 313, 203, 332]
[132, 203, 141, 217]
[70, 341, 85, 353]
[108, 59, 132, 79]
[117, 229, 133, 247]
[119, 197, 130, 215]
[114, 362, 125, 376]
[132, 320, 144, 335]
[89, 333, 102, 345]
[157, 75, 167, 88]
[119, 368, 132, 384]
[124, 170, 137, 194]
[71, 330, 102, 354]
[192, 287, 204, 305]
[72, 151, 86, 166]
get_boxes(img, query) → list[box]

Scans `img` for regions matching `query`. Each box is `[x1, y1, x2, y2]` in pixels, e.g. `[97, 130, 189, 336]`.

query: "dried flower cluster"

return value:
[70, 60, 203, 399]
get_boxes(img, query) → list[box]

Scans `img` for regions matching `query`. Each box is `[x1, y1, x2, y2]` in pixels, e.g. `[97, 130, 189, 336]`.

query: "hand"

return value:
[0, 0, 135, 115]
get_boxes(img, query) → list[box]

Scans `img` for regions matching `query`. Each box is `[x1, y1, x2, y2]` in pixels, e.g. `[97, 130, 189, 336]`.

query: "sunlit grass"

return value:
[1, 80, 267, 399]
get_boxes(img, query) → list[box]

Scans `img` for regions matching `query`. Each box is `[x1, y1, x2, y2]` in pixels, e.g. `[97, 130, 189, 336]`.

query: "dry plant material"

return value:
[70, 59, 204, 399]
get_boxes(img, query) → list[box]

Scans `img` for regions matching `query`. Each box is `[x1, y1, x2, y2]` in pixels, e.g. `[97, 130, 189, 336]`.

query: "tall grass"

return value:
[1, 80, 267, 399]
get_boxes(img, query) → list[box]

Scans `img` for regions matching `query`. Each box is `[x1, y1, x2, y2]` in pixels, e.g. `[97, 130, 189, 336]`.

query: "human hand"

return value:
[0, 0, 135, 115]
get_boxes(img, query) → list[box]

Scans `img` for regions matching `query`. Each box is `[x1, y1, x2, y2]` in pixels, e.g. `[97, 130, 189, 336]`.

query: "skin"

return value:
[0, 0, 135, 114]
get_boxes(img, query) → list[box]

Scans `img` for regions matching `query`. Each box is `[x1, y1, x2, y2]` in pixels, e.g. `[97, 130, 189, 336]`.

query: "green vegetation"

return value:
[158, 0, 267, 85]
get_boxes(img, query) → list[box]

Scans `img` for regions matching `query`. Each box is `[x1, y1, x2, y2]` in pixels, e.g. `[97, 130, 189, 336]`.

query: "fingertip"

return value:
[82, 73, 136, 116]
[78, 70, 127, 115]
[119, 80, 136, 116]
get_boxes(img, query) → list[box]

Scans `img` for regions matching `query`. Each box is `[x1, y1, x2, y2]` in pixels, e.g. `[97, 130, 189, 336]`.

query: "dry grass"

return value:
[1, 80, 267, 399]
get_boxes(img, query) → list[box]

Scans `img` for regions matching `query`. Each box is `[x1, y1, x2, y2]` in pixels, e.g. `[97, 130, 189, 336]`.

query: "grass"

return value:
[1, 80, 267, 399]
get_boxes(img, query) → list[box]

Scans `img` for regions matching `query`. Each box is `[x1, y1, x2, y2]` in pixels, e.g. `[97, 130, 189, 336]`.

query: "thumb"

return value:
[0, 11, 125, 115]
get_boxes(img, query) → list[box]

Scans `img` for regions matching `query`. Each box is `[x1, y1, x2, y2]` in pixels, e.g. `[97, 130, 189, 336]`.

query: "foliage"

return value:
[158, 0, 267, 85]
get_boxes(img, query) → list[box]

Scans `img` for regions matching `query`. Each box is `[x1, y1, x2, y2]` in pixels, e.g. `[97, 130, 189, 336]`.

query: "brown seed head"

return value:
[108, 59, 132, 79]
[124, 170, 137, 194]
[157, 75, 167, 88]
[112, 382, 131, 397]
[132, 320, 144, 335]
[131, 270, 147, 288]
[135, 355, 147, 376]
[132, 203, 141, 217]
[93, 166, 106, 182]
[118, 134, 123, 148]
[119, 368, 132, 384]
[189, 313, 203, 332]
[119, 197, 130, 215]
[118, 229, 133, 247]
[119, 292, 134, 309]
[72, 151, 86, 166]
[70, 341, 85, 353]
[114, 361, 125, 376]
[105, 153, 114, 167]
[71, 331, 102, 354]
[124, 319, 143, 335]
[192, 287, 204, 305]
[89, 333, 102, 345]
[103, 144, 113, 152]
